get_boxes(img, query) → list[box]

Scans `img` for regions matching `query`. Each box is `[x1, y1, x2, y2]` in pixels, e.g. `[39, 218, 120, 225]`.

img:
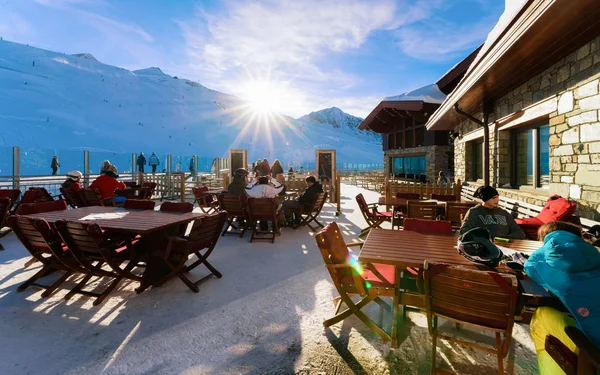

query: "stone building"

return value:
[426, 0, 600, 220]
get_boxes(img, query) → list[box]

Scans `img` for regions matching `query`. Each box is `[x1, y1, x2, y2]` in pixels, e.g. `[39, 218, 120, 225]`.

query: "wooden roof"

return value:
[426, 0, 600, 130]
[359, 101, 440, 134]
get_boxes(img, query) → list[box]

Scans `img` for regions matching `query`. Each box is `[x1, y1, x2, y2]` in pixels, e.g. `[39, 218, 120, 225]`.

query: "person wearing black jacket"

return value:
[227, 168, 249, 195]
[283, 176, 322, 224]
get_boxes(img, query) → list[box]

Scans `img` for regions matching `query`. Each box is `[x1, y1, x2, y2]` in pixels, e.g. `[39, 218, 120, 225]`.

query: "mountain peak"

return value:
[133, 67, 169, 77]
[71, 53, 99, 62]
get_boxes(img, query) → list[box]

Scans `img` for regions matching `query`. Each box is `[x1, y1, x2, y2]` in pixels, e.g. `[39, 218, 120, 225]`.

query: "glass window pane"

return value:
[539, 126, 550, 187]
[473, 141, 482, 180]
[419, 156, 426, 174]
[515, 130, 533, 186]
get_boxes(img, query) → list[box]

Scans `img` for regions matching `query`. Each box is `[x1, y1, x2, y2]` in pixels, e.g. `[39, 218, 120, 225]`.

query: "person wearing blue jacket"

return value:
[524, 221, 600, 374]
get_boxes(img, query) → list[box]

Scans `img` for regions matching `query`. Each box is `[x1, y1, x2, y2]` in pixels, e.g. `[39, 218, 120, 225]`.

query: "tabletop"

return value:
[24, 206, 205, 234]
[358, 228, 541, 268]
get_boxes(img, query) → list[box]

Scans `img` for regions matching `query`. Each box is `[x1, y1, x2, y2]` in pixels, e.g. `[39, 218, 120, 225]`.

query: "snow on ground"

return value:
[0, 184, 538, 375]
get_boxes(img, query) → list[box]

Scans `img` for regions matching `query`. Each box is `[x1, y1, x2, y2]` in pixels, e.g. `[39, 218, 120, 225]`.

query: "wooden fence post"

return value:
[180, 172, 186, 202]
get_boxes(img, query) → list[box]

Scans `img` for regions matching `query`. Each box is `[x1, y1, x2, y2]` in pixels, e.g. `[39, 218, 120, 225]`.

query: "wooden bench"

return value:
[461, 184, 600, 232]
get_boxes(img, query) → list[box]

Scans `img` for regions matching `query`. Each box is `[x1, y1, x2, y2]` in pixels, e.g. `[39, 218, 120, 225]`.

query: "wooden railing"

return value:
[385, 179, 462, 199]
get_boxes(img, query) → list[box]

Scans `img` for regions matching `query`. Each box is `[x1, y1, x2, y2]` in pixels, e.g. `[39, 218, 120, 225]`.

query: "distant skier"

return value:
[50, 156, 60, 176]
[136, 152, 146, 173]
[148, 152, 160, 173]
[189, 156, 196, 178]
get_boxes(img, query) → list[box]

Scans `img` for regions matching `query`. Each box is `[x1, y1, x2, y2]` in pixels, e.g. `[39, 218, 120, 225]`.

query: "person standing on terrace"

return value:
[50, 156, 60, 175]
[460, 185, 525, 239]
[148, 152, 160, 173]
[271, 159, 284, 178]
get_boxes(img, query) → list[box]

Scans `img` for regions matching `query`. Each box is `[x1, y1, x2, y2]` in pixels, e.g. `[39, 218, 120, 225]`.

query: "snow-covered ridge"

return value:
[71, 53, 99, 62]
[0, 39, 382, 173]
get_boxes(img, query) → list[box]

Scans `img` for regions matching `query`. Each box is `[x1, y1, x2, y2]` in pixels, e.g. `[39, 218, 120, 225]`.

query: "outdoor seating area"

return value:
[0, 182, 553, 374]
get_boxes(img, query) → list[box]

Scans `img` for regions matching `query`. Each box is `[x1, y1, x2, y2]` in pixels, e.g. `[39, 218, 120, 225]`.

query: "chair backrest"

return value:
[124, 181, 137, 188]
[136, 187, 151, 199]
[123, 199, 155, 210]
[60, 187, 83, 208]
[407, 201, 437, 220]
[142, 182, 157, 198]
[192, 186, 214, 207]
[55, 220, 106, 255]
[315, 222, 366, 295]
[424, 261, 518, 331]
[396, 192, 421, 200]
[20, 189, 41, 204]
[403, 218, 453, 236]
[17, 200, 67, 215]
[24, 187, 54, 203]
[355, 193, 374, 219]
[114, 189, 137, 199]
[537, 194, 577, 224]
[446, 202, 478, 227]
[7, 215, 65, 259]
[431, 194, 457, 202]
[0, 197, 11, 227]
[187, 211, 227, 248]
[217, 194, 247, 216]
[246, 198, 277, 221]
[307, 192, 327, 214]
[160, 201, 193, 213]
[79, 188, 105, 206]
[0, 189, 21, 205]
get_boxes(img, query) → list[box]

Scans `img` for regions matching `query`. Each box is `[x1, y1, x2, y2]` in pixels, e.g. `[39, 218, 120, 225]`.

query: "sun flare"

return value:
[242, 80, 284, 114]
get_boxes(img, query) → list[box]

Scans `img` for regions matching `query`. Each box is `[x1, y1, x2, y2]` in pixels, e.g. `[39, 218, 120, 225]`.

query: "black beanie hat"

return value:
[475, 185, 499, 202]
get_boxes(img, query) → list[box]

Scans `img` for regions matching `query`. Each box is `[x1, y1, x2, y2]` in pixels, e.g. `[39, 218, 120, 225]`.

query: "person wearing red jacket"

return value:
[89, 164, 126, 204]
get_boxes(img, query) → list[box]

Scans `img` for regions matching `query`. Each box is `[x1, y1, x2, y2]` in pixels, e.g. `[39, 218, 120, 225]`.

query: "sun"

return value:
[241, 80, 284, 114]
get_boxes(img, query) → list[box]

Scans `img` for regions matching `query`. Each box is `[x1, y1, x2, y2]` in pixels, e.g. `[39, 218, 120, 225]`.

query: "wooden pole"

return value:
[180, 172, 186, 202]
[335, 175, 341, 216]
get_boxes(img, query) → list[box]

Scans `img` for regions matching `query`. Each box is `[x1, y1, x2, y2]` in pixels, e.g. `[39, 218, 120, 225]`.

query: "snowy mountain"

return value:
[0, 40, 382, 174]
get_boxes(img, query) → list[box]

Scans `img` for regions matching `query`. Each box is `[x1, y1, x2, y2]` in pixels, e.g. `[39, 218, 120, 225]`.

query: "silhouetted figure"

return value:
[137, 152, 146, 173]
[50, 156, 60, 175]
[189, 156, 196, 178]
[148, 152, 160, 173]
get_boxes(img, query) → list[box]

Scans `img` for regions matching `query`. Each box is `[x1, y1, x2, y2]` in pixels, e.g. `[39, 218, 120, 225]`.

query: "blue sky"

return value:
[0, 0, 504, 118]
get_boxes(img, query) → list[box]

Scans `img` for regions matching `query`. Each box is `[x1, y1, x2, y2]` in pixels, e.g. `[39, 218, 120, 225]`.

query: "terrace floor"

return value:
[0, 184, 539, 375]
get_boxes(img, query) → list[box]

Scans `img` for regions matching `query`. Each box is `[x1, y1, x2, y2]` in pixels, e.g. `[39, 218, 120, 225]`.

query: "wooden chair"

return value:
[0, 189, 21, 214]
[315, 222, 395, 342]
[79, 188, 111, 207]
[59, 187, 83, 208]
[137, 187, 152, 199]
[423, 261, 518, 375]
[545, 327, 600, 375]
[55, 220, 142, 305]
[403, 218, 453, 236]
[123, 199, 155, 210]
[114, 188, 137, 199]
[355, 193, 393, 237]
[160, 201, 193, 213]
[407, 201, 437, 220]
[445, 201, 478, 228]
[0, 197, 12, 250]
[142, 182, 157, 198]
[430, 193, 457, 202]
[7, 215, 81, 296]
[136, 211, 227, 293]
[246, 198, 281, 243]
[217, 194, 248, 237]
[192, 186, 218, 213]
[16, 200, 68, 215]
[293, 192, 328, 231]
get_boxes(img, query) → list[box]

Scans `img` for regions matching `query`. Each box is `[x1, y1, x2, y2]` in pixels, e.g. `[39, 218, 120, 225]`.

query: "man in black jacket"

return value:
[283, 176, 323, 225]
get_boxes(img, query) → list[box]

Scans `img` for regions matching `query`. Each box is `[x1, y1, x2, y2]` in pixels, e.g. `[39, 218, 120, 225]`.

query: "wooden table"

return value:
[25, 206, 205, 234]
[358, 228, 541, 347]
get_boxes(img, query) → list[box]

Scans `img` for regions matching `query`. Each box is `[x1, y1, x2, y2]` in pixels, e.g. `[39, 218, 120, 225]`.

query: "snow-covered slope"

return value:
[0, 40, 381, 173]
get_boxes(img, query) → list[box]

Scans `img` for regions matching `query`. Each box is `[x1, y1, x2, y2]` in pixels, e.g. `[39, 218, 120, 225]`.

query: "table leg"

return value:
[392, 265, 401, 348]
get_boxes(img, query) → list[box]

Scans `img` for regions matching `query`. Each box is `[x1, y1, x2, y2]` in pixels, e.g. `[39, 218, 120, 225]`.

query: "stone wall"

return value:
[384, 145, 452, 183]
[453, 34, 600, 220]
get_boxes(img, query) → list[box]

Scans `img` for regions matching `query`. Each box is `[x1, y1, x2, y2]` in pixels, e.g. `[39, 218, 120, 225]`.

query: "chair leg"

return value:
[431, 316, 438, 375]
[40, 271, 73, 297]
[92, 275, 123, 306]
[178, 272, 200, 293]
[17, 264, 55, 292]
[496, 332, 504, 375]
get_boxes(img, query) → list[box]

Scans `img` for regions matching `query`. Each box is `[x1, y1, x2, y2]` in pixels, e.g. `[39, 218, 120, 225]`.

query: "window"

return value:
[512, 124, 550, 188]
[471, 140, 483, 181]
[391, 155, 426, 179]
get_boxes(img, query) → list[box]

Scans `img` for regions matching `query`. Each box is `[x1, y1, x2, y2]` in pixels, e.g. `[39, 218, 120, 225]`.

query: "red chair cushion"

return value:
[514, 217, 543, 226]
[375, 211, 393, 218]
[536, 195, 576, 224]
[362, 263, 395, 285]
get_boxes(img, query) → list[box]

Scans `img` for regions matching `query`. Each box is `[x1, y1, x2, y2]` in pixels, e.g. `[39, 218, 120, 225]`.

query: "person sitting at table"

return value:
[282, 176, 322, 226]
[89, 164, 127, 205]
[524, 221, 600, 375]
[275, 173, 287, 197]
[62, 170, 83, 191]
[227, 168, 249, 195]
[245, 176, 284, 199]
[460, 185, 525, 239]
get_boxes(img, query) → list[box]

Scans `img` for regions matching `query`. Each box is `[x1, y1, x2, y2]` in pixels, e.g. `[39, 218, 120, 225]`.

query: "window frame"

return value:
[509, 121, 550, 189]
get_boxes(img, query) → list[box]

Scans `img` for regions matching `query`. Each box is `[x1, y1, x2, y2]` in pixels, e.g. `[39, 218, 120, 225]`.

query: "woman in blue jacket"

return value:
[524, 221, 600, 374]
